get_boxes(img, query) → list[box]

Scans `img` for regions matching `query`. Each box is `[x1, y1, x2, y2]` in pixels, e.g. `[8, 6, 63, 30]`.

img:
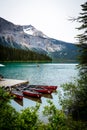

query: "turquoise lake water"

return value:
[0, 62, 78, 120]
[0, 62, 78, 85]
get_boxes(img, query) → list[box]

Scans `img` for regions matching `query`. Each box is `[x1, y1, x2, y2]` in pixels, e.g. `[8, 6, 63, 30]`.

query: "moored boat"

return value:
[10, 90, 23, 100]
[29, 87, 53, 94]
[23, 89, 42, 98]
[36, 85, 57, 90]
[28, 85, 57, 90]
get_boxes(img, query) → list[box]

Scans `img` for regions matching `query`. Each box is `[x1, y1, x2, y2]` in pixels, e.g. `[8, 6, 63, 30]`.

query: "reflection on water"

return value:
[0, 64, 5, 67]
[24, 95, 42, 103]
[14, 98, 23, 106]
[42, 94, 53, 99]
[13, 93, 53, 106]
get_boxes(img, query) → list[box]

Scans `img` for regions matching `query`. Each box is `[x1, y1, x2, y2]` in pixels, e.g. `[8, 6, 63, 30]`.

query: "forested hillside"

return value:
[0, 45, 52, 62]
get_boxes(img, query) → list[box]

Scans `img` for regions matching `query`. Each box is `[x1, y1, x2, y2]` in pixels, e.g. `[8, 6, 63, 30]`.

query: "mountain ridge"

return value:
[0, 17, 78, 62]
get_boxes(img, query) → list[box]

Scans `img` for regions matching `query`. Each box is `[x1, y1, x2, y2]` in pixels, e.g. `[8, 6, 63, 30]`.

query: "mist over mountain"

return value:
[0, 17, 78, 62]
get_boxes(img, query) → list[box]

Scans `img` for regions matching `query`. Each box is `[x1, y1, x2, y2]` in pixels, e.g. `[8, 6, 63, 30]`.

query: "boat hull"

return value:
[10, 91, 23, 100]
[39, 86, 57, 90]
[23, 90, 42, 98]
[29, 88, 52, 94]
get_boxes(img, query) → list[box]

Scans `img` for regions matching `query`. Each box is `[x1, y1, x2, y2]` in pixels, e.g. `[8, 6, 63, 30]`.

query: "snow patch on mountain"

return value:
[23, 25, 48, 38]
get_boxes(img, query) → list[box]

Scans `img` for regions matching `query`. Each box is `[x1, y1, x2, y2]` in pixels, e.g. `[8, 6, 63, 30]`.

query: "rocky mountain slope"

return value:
[0, 17, 78, 62]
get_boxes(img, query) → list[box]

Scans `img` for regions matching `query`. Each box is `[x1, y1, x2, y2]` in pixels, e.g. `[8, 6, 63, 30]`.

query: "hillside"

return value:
[0, 17, 78, 62]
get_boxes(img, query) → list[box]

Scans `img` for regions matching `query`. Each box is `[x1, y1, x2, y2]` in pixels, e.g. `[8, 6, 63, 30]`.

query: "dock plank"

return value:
[0, 78, 29, 88]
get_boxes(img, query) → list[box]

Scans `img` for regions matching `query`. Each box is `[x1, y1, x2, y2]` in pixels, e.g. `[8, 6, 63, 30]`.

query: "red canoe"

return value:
[29, 87, 53, 94]
[37, 85, 57, 90]
[10, 90, 23, 100]
[23, 90, 42, 98]
[28, 85, 57, 90]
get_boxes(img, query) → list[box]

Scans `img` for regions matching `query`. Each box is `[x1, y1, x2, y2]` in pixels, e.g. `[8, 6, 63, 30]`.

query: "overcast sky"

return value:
[0, 0, 86, 43]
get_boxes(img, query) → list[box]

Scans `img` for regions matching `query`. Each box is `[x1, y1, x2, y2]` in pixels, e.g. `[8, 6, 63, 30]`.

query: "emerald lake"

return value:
[0, 62, 78, 113]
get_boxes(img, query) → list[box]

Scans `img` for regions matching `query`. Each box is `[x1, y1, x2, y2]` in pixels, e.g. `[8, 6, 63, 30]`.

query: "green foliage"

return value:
[76, 2, 87, 73]
[75, 2, 87, 121]
[18, 104, 40, 130]
[0, 44, 52, 62]
[43, 100, 69, 130]
[0, 88, 41, 130]
[0, 87, 11, 106]
[60, 80, 87, 120]
[0, 104, 19, 130]
[0, 88, 19, 130]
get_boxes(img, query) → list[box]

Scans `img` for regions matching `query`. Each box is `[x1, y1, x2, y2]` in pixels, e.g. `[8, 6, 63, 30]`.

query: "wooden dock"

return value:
[0, 78, 29, 88]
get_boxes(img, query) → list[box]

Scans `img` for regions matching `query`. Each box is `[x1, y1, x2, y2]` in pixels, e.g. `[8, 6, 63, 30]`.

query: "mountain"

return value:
[0, 17, 78, 62]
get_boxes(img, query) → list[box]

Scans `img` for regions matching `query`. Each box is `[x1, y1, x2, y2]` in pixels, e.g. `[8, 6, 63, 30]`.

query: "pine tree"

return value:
[77, 2, 87, 73]
[60, 2, 87, 122]
[75, 2, 87, 121]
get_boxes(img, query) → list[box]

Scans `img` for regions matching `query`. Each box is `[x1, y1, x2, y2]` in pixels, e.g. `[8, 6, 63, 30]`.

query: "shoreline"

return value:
[0, 78, 29, 88]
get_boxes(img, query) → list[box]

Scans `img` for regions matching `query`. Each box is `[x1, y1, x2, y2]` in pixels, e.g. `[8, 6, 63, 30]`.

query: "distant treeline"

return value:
[0, 44, 52, 62]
